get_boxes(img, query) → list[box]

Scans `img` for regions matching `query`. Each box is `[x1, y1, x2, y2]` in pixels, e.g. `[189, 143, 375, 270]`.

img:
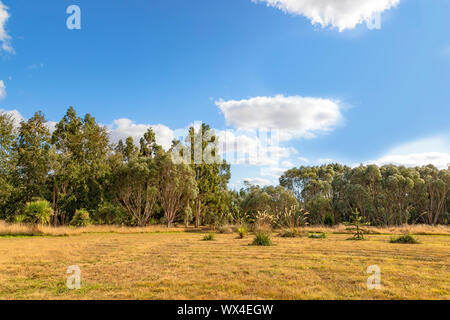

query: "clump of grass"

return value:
[279, 228, 306, 238]
[251, 231, 272, 246]
[308, 232, 327, 239]
[390, 234, 420, 244]
[202, 232, 215, 241]
[217, 225, 233, 234]
[237, 226, 248, 238]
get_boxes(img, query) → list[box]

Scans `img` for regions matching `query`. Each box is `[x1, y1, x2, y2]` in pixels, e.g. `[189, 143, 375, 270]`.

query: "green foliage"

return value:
[240, 185, 298, 222]
[203, 232, 215, 241]
[70, 209, 91, 227]
[280, 163, 449, 226]
[252, 231, 272, 246]
[323, 213, 335, 226]
[93, 202, 129, 225]
[308, 232, 327, 239]
[1, 107, 449, 228]
[237, 226, 248, 238]
[23, 200, 53, 225]
[390, 234, 419, 244]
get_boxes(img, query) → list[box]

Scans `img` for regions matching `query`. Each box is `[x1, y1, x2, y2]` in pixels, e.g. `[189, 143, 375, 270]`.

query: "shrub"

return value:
[203, 232, 215, 241]
[309, 232, 327, 239]
[279, 228, 305, 238]
[94, 203, 129, 225]
[390, 234, 419, 244]
[70, 209, 91, 227]
[252, 231, 272, 246]
[218, 225, 233, 234]
[23, 200, 53, 225]
[237, 226, 248, 238]
[323, 214, 335, 227]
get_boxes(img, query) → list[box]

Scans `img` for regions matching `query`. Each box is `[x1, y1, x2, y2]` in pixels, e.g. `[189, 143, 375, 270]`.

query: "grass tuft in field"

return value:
[390, 234, 420, 244]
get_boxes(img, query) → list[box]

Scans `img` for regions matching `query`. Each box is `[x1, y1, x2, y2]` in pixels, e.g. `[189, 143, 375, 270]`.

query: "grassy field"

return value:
[0, 225, 449, 300]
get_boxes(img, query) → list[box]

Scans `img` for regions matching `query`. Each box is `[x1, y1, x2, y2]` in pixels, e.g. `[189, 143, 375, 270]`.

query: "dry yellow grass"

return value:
[1, 220, 448, 237]
[0, 230, 448, 300]
[0, 221, 188, 237]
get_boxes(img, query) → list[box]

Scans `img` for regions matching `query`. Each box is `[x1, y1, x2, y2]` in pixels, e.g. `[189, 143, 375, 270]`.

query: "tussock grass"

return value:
[390, 234, 420, 244]
[252, 231, 272, 246]
[202, 232, 215, 241]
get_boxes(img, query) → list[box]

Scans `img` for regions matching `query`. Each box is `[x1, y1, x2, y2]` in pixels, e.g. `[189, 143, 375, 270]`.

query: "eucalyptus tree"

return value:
[0, 112, 16, 215]
[51, 107, 110, 224]
[158, 151, 198, 228]
[111, 129, 161, 226]
[14, 111, 52, 202]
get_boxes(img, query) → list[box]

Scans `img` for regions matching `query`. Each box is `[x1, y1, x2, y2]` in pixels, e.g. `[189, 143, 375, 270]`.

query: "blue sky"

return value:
[0, 0, 449, 188]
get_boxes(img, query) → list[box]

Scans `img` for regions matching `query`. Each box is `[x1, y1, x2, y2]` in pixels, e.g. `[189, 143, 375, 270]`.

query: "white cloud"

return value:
[367, 153, 450, 170]
[0, 108, 24, 126]
[298, 157, 309, 163]
[0, 80, 5, 99]
[108, 118, 175, 151]
[216, 95, 344, 140]
[253, 0, 400, 31]
[366, 135, 450, 169]
[243, 177, 273, 186]
[0, 1, 13, 53]
[45, 121, 58, 134]
[260, 166, 288, 178]
[317, 158, 334, 164]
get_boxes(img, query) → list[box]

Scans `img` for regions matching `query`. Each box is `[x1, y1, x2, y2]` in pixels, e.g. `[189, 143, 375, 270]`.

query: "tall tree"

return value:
[15, 111, 51, 202]
[158, 151, 197, 228]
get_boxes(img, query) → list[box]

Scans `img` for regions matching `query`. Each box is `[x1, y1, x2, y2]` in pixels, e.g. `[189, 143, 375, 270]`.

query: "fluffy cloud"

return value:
[216, 95, 344, 139]
[366, 135, 450, 169]
[0, 1, 13, 53]
[108, 118, 175, 151]
[0, 80, 5, 99]
[367, 153, 450, 170]
[253, 0, 400, 31]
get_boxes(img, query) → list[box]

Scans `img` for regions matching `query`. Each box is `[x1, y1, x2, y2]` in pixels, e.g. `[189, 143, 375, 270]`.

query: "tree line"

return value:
[0, 107, 448, 227]
[279, 164, 449, 225]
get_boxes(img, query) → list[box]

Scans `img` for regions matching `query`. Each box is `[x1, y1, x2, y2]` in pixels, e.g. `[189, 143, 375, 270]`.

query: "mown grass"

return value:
[0, 231, 448, 300]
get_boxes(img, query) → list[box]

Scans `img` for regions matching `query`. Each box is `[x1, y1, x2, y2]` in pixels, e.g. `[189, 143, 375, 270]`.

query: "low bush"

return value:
[203, 232, 215, 241]
[70, 209, 91, 227]
[308, 232, 327, 239]
[23, 200, 53, 225]
[390, 234, 419, 244]
[237, 226, 248, 238]
[252, 231, 272, 246]
[323, 214, 335, 227]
